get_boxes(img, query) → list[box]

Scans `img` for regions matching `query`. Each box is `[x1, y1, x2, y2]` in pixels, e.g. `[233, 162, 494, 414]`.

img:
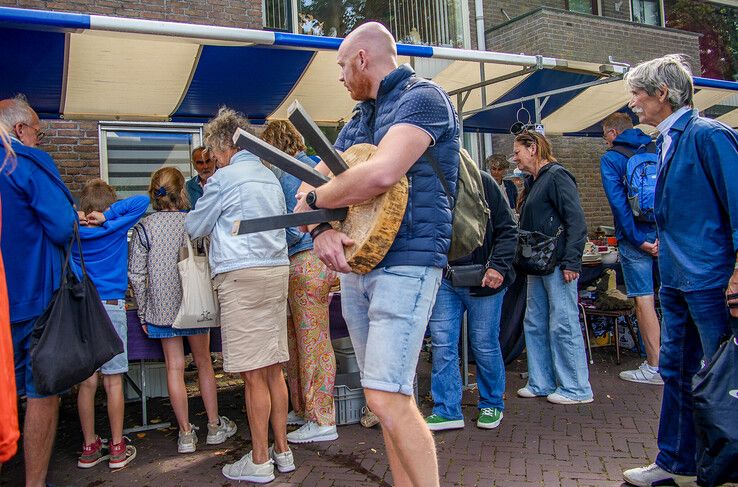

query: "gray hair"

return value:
[624, 54, 694, 110]
[204, 106, 252, 152]
[0, 94, 34, 132]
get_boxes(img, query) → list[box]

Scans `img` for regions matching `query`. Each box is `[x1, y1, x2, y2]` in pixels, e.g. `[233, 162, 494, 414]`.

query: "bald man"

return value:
[294, 22, 459, 486]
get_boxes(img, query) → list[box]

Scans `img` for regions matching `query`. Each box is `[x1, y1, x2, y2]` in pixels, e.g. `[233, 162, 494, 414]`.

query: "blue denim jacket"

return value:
[185, 150, 289, 276]
[278, 151, 315, 257]
[655, 110, 738, 291]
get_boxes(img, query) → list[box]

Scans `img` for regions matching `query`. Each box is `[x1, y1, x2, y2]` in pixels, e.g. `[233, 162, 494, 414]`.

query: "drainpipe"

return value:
[474, 0, 492, 159]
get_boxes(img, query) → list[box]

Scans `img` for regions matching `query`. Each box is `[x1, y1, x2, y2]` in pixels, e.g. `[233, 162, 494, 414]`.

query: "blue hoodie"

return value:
[0, 139, 76, 323]
[71, 195, 149, 299]
[599, 128, 657, 247]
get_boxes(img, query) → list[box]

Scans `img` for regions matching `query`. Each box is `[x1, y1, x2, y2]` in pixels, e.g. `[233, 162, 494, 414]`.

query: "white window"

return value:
[631, 0, 663, 26]
[98, 123, 203, 201]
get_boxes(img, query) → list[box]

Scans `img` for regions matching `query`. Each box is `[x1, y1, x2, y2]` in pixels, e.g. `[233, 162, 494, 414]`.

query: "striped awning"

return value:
[1, 6, 737, 135]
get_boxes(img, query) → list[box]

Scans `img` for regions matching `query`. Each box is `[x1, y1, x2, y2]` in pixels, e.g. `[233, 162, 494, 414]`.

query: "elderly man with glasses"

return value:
[621, 55, 738, 487]
[0, 94, 77, 486]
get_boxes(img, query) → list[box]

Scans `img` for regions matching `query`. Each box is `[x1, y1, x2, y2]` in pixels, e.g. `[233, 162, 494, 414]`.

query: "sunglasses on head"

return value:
[510, 122, 536, 135]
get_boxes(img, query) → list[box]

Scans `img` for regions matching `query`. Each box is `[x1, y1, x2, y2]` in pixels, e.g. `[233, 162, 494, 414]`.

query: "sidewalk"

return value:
[1, 349, 670, 487]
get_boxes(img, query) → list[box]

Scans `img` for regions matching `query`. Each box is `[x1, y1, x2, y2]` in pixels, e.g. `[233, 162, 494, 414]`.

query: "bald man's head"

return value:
[337, 22, 398, 101]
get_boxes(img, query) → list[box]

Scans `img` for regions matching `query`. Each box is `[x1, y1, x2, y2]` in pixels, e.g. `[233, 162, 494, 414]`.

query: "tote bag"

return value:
[31, 223, 124, 396]
[173, 238, 219, 329]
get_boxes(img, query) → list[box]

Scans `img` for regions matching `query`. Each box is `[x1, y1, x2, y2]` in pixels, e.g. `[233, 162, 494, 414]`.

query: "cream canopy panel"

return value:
[269, 51, 412, 124]
[717, 108, 738, 128]
[64, 31, 200, 119]
[541, 79, 629, 134]
[431, 61, 532, 114]
[693, 88, 737, 112]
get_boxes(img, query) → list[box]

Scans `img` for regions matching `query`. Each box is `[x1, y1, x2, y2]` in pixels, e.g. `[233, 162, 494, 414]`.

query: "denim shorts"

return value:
[145, 322, 210, 339]
[340, 265, 442, 396]
[618, 235, 657, 297]
[12, 317, 46, 398]
[100, 300, 129, 375]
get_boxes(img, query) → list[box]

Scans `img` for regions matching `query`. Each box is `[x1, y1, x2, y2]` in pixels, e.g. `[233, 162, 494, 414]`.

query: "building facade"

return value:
[0, 0, 734, 229]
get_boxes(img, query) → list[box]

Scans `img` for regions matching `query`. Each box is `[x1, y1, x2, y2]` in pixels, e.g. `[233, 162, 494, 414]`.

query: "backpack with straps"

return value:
[607, 141, 658, 223]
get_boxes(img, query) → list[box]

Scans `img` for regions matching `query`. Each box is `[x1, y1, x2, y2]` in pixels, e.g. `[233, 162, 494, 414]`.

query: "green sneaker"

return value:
[476, 408, 503, 429]
[425, 413, 464, 431]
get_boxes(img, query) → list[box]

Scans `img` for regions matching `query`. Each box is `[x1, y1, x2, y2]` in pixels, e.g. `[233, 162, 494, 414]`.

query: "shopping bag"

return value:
[692, 323, 738, 487]
[173, 238, 218, 329]
[31, 223, 124, 396]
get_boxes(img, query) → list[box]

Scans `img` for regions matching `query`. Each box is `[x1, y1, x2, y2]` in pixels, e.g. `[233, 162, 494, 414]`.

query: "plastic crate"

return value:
[335, 349, 360, 374]
[333, 372, 419, 426]
[331, 336, 354, 353]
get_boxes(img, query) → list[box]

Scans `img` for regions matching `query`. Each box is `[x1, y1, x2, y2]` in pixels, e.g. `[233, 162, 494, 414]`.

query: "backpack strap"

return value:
[133, 222, 150, 251]
[426, 150, 455, 209]
[606, 145, 635, 159]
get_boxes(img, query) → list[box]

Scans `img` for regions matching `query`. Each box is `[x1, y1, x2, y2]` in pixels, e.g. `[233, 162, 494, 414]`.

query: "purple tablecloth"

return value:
[126, 310, 222, 361]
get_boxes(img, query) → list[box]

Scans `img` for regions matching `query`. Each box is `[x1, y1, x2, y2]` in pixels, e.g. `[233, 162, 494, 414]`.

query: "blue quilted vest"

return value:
[334, 64, 460, 269]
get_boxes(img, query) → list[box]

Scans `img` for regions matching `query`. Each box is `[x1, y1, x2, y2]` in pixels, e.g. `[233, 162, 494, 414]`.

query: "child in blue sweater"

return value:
[72, 179, 148, 469]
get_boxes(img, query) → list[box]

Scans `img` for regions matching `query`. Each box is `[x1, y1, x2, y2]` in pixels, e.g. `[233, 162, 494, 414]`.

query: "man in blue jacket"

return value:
[185, 146, 216, 208]
[0, 95, 77, 486]
[622, 55, 738, 487]
[293, 22, 459, 486]
[599, 113, 662, 385]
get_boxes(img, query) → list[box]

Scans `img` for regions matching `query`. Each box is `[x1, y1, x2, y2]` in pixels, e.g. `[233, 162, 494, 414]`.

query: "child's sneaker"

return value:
[206, 415, 237, 445]
[178, 424, 199, 453]
[222, 451, 275, 483]
[269, 444, 296, 473]
[108, 438, 136, 469]
[77, 436, 109, 468]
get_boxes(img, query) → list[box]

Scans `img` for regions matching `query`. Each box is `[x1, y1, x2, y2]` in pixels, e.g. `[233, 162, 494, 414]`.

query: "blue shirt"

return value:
[277, 151, 315, 257]
[654, 109, 738, 291]
[71, 195, 149, 299]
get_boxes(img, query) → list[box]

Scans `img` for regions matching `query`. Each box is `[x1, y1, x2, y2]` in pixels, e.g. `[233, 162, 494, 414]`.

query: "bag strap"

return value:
[133, 222, 150, 251]
[606, 145, 635, 159]
[426, 149, 455, 209]
[62, 221, 86, 287]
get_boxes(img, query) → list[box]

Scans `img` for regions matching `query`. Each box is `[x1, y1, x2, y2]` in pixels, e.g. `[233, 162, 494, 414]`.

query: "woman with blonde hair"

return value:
[511, 131, 592, 405]
[129, 167, 236, 454]
[186, 108, 293, 483]
[261, 120, 338, 444]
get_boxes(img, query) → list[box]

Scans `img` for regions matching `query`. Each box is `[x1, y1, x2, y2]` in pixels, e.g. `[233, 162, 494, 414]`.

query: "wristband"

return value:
[310, 222, 333, 241]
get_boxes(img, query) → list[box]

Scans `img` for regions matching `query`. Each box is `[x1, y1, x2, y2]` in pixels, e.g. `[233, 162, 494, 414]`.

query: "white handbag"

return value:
[173, 238, 219, 328]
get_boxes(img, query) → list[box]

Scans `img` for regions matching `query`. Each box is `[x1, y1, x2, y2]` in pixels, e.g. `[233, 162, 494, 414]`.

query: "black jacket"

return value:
[518, 162, 587, 273]
[449, 171, 518, 296]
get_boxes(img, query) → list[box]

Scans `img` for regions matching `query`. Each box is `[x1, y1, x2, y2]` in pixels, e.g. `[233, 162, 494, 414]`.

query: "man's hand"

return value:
[481, 268, 504, 289]
[77, 211, 88, 226]
[312, 229, 355, 273]
[727, 267, 738, 318]
[85, 211, 107, 226]
[563, 270, 579, 283]
[640, 239, 659, 257]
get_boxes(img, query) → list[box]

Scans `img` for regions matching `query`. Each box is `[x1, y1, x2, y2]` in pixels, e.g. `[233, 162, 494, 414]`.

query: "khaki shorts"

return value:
[213, 266, 289, 373]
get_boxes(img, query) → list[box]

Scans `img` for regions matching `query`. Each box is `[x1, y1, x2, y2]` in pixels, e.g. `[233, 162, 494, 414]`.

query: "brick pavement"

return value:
[0, 348, 703, 487]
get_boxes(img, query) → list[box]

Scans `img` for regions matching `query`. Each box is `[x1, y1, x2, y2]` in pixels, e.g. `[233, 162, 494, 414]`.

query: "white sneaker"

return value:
[287, 421, 338, 444]
[286, 410, 306, 426]
[623, 463, 697, 487]
[516, 386, 538, 398]
[269, 444, 295, 473]
[620, 361, 664, 385]
[206, 415, 237, 445]
[222, 451, 275, 483]
[546, 392, 594, 405]
[177, 424, 199, 453]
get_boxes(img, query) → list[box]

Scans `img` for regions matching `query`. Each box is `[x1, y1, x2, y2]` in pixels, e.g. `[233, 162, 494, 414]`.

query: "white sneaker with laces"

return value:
[287, 421, 338, 443]
[516, 386, 538, 398]
[546, 392, 594, 405]
[222, 451, 275, 483]
[206, 415, 237, 445]
[177, 424, 199, 454]
[286, 410, 306, 426]
[269, 444, 295, 473]
[620, 361, 664, 385]
[623, 463, 697, 487]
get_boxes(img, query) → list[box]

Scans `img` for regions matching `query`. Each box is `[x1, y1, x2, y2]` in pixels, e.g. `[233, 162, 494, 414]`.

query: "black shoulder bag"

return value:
[31, 223, 124, 395]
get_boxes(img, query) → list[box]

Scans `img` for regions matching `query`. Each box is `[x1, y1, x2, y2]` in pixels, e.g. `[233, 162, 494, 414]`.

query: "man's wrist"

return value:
[309, 222, 333, 240]
[306, 190, 320, 210]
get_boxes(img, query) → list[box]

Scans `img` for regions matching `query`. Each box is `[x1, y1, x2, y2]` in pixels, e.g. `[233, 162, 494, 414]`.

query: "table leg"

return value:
[624, 314, 642, 356]
[613, 317, 621, 365]
[579, 304, 593, 365]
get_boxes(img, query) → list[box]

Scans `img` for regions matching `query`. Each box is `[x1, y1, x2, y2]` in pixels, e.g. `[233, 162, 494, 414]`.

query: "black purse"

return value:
[514, 227, 563, 276]
[446, 264, 486, 287]
[30, 223, 124, 395]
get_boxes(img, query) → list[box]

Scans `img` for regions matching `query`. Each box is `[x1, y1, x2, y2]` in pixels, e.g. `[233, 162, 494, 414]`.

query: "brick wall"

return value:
[1, 0, 263, 194]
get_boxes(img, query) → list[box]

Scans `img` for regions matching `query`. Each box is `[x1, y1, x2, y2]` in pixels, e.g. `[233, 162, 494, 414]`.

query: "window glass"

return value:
[568, 0, 595, 14]
[632, 0, 662, 26]
[264, 0, 292, 32]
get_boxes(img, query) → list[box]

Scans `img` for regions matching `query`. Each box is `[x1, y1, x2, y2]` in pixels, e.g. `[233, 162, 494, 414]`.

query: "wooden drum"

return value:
[336, 144, 408, 274]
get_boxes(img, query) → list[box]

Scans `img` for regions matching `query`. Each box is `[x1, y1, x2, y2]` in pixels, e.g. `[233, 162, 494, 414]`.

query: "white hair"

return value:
[624, 54, 694, 110]
[0, 94, 35, 132]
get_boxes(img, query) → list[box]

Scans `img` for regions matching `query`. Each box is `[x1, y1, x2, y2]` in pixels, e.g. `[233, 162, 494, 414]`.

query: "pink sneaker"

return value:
[108, 438, 137, 469]
[77, 436, 109, 468]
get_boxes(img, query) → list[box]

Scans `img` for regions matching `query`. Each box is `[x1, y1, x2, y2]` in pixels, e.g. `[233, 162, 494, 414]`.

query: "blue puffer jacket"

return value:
[334, 64, 460, 269]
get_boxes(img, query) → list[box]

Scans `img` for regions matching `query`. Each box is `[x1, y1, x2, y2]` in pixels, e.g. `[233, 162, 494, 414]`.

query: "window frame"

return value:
[97, 121, 204, 184]
[566, 0, 601, 15]
[630, 0, 665, 27]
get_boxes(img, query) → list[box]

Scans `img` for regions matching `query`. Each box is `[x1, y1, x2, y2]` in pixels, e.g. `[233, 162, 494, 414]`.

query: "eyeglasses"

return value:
[510, 122, 536, 135]
[22, 123, 46, 142]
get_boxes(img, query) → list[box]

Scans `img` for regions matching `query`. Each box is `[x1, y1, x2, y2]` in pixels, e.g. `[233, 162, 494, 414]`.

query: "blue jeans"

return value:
[428, 279, 506, 419]
[523, 268, 592, 400]
[656, 286, 730, 476]
[340, 266, 442, 396]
